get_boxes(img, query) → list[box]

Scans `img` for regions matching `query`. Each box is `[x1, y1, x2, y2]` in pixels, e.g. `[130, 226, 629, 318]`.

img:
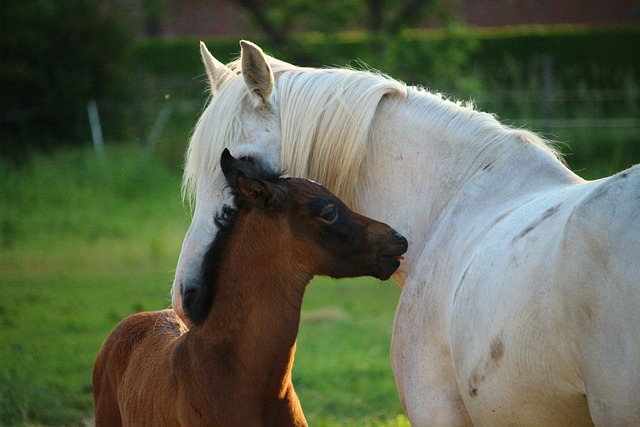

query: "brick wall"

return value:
[125, 0, 640, 38]
[462, 0, 640, 28]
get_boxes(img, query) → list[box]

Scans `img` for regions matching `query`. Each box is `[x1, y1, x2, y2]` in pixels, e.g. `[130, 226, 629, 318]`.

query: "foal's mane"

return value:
[193, 165, 284, 325]
[183, 53, 560, 211]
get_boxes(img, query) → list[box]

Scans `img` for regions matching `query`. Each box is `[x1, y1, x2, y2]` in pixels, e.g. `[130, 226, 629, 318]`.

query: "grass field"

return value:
[0, 145, 409, 426]
[1, 112, 638, 425]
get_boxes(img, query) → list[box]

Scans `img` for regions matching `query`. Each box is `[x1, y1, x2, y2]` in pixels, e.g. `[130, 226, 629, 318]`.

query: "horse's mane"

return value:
[182, 57, 406, 209]
[182, 55, 561, 210]
[401, 86, 562, 164]
[273, 65, 407, 208]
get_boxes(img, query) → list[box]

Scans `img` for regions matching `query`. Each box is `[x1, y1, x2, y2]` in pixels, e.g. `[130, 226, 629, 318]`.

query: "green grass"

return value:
[1, 119, 637, 424]
[295, 278, 405, 426]
[0, 145, 408, 426]
[0, 146, 189, 425]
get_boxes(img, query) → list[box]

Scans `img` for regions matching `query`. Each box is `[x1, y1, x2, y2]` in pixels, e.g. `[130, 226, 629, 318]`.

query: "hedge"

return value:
[132, 25, 640, 91]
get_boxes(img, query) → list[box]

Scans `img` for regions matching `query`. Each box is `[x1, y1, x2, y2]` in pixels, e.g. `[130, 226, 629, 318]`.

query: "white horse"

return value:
[172, 40, 640, 426]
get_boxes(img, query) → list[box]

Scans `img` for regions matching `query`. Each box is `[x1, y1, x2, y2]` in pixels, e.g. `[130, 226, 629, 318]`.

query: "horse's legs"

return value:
[392, 285, 473, 426]
[581, 316, 640, 426]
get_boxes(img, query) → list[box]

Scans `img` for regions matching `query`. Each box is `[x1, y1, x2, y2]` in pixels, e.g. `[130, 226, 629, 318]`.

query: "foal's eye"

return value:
[317, 204, 338, 225]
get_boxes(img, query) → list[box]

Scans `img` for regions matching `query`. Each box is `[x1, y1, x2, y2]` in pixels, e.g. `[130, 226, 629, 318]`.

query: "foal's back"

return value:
[94, 307, 307, 426]
[93, 309, 187, 426]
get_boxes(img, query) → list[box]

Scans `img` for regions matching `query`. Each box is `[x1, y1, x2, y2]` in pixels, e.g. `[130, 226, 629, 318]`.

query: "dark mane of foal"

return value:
[186, 163, 286, 325]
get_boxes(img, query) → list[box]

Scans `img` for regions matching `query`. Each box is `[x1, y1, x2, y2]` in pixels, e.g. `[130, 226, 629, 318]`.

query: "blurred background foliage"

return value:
[0, 0, 134, 160]
[1, 0, 638, 173]
[1, 1, 639, 425]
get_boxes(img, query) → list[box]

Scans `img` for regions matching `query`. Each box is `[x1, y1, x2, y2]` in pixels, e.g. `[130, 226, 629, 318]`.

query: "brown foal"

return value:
[93, 149, 408, 426]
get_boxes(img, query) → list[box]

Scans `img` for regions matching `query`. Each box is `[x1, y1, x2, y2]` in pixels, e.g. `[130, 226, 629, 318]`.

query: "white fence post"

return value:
[145, 102, 173, 154]
[87, 99, 104, 153]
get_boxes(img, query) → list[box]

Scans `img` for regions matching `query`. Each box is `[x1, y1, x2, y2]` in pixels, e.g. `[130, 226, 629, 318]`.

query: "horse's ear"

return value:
[235, 172, 272, 209]
[200, 41, 233, 92]
[240, 40, 274, 105]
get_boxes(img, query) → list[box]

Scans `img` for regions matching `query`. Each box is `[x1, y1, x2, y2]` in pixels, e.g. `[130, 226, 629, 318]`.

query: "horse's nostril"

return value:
[181, 282, 199, 307]
[390, 228, 405, 242]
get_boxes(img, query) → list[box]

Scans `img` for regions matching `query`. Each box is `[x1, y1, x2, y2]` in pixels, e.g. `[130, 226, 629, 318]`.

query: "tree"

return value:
[233, 0, 458, 46]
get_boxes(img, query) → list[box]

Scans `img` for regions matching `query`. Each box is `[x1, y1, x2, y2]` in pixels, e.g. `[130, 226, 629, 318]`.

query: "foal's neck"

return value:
[194, 213, 310, 394]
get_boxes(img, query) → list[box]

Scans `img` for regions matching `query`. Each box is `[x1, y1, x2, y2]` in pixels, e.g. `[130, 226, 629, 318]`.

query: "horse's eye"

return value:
[317, 204, 338, 225]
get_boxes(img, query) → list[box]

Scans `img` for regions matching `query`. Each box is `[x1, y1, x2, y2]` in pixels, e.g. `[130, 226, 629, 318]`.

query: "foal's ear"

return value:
[235, 172, 272, 209]
[220, 148, 240, 182]
[220, 148, 255, 183]
[240, 40, 274, 105]
[200, 41, 234, 92]
[220, 148, 278, 209]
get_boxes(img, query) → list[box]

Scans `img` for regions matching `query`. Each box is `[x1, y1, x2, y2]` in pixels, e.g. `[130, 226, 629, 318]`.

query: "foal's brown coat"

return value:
[93, 149, 407, 426]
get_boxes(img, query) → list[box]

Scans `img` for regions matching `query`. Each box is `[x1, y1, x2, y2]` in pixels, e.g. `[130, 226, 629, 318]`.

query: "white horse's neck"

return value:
[356, 90, 582, 283]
